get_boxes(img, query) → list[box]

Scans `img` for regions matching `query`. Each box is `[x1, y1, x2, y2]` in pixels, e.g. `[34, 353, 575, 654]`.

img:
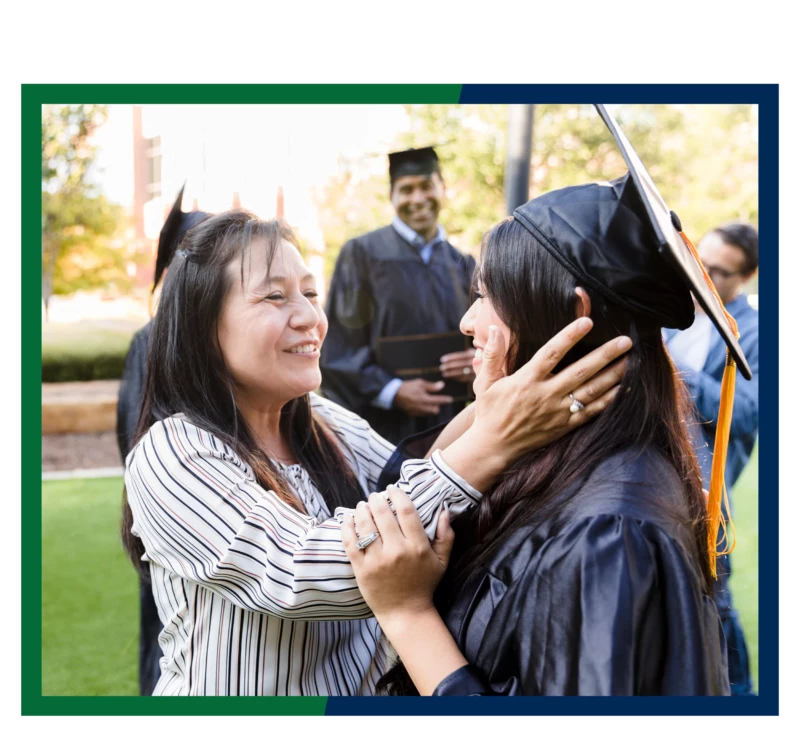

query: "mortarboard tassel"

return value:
[679, 231, 738, 579]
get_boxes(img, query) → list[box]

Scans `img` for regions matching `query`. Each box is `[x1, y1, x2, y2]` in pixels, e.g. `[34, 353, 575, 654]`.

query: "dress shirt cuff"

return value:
[372, 378, 403, 410]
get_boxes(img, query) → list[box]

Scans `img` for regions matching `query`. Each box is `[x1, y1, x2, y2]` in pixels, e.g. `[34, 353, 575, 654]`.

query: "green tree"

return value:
[530, 104, 759, 244]
[313, 155, 395, 280]
[42, 105, 127, 320]
[314, 104, 758, 285]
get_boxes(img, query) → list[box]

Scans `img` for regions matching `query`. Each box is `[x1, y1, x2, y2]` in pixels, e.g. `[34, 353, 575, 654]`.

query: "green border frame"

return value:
[24, 84, 462, 716]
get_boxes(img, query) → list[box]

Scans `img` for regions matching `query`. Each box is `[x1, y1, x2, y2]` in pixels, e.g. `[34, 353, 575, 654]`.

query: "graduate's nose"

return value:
[460, 302, 476, 336]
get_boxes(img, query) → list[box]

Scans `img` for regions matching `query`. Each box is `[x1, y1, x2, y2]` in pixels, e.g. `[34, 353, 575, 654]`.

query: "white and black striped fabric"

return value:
[124, 394, 481, 696]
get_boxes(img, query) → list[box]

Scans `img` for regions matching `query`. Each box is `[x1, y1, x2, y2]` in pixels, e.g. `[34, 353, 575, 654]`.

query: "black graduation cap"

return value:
[153, 184, 211, 292]
[594, 104, 751, 381]
[512, 106, 751, 382]
[513, 104, 748, 577]
[388, 146, 441, 184]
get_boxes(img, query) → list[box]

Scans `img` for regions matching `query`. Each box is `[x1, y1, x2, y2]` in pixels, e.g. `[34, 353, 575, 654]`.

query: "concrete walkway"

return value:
[42, 466, 124, 481]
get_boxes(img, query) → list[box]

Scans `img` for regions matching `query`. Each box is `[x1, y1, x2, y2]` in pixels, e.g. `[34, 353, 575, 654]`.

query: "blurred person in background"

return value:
[664, 222, 759, 696]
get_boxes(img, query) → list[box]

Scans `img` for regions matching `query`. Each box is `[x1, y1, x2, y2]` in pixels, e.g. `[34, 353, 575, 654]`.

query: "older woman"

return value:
[122, 210, 629, 696]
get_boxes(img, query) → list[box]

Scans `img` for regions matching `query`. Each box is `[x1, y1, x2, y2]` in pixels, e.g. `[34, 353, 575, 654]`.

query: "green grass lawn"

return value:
[42, 476, 138, 696]
[41, 449, 760, 696]
[729, 443, 759, 692]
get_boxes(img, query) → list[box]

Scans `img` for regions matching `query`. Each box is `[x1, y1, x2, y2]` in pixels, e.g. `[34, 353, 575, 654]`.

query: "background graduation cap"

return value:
[594, 103, 747, 576]
[356, 141, 453, 183]
[388, 146, 441, 184]
[152, 184, 211, 293]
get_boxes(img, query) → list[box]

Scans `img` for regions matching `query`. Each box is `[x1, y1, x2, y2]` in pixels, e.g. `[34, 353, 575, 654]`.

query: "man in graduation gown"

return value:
[320, 147, 477, 445]
[116, 185, 210, 695]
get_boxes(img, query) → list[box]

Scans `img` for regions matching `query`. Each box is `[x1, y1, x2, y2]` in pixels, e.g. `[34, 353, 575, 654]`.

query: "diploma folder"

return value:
[376, 331, 474, 402]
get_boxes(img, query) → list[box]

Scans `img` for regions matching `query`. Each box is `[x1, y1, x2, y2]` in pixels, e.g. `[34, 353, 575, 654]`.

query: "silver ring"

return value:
[569, 392, 585, 414]
[462, 367, 471, 375]
[356, 531, 380, 551]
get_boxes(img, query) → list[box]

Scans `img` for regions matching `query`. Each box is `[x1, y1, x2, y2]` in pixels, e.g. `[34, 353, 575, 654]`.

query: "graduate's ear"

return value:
[575, 287, 592, 319]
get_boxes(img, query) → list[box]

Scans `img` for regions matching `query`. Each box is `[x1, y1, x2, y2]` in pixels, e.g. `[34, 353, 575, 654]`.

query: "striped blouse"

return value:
[124, 393, 481, 696]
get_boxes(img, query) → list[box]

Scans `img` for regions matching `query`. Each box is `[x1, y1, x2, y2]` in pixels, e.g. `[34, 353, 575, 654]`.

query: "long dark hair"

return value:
[122, 210, 364, 577]
[378, 217, 710, 695]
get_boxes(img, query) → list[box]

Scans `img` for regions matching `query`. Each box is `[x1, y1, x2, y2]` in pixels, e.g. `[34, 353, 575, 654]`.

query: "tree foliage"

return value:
[314, 103, 759, 279]
[41, 105, 128, 317]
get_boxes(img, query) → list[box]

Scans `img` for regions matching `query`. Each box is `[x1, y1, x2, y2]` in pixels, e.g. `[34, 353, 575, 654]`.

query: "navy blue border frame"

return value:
[326, 83, 779, 716]
[27, 84, 776, 717]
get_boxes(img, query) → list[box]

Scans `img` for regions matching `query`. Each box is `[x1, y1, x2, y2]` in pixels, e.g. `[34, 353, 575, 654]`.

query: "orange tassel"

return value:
[678, 232, 739, 579]
[706, 354, 738, 578]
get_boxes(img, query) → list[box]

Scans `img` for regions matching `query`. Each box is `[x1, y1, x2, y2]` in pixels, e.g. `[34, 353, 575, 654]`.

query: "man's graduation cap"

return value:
[388, 146, 441, 184]
[512, 104, 748, 577]
[153, 184, 210, 292]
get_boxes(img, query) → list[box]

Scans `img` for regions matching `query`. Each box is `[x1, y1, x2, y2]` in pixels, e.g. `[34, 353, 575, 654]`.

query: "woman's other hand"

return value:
[342, 487, 454, 629]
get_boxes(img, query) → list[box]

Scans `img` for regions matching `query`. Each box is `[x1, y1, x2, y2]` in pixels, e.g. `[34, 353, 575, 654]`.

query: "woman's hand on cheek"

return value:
[473, 325, 507, 401]
[342, 487, 454, 630]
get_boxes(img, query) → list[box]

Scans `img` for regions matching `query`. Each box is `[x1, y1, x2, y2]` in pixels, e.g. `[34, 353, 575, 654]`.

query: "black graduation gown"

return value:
[430, 447, 730, 696]
[116, 320, 162, 697]
[116, 321, 151, 460]
[320, 225, 476, 445]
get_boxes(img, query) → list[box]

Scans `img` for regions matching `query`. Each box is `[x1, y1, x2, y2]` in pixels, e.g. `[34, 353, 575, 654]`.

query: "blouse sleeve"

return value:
[125, 416, 481, 621]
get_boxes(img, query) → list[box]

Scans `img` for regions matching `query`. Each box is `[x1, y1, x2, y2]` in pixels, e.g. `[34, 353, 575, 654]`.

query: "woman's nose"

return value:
[289, 297, 320, 331]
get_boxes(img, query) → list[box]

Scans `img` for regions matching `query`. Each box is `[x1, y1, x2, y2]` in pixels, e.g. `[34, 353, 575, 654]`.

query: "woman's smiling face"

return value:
[459, 274, 512, 377]
[216, 239, 328, 407]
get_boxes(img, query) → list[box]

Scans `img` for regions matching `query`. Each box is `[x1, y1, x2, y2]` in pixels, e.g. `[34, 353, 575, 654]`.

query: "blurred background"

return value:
[41, 103, 759, 695]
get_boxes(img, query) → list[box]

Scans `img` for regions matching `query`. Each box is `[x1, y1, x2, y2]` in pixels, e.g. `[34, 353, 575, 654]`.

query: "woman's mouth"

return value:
[285, 343, 319, 357]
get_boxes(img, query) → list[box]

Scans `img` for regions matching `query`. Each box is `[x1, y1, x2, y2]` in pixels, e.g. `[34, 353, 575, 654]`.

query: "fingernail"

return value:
[435, 381, 445, 389]
[489, 325, 498, 342]
[578, 317, 592, 331]
[617, 336, 632, 350]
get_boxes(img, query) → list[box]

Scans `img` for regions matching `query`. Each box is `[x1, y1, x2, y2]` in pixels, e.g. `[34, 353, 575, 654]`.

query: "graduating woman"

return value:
[342, 111, 748, 696]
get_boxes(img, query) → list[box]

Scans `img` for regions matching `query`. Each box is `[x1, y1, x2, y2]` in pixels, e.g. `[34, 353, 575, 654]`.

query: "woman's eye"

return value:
[265, 293, 284, 301]
[304, 291, 319, 300]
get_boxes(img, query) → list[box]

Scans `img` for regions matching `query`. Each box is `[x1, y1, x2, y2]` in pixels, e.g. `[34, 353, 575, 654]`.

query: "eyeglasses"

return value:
[703, 264, 746, 281]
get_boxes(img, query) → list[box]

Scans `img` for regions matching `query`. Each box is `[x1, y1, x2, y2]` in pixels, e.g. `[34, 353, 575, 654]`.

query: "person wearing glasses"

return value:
[664, 222, 759, 696]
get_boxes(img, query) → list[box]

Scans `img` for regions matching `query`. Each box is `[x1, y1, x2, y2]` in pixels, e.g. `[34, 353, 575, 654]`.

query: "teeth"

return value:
[289, 345, 317, 354]
[475, 349, 483, 360]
